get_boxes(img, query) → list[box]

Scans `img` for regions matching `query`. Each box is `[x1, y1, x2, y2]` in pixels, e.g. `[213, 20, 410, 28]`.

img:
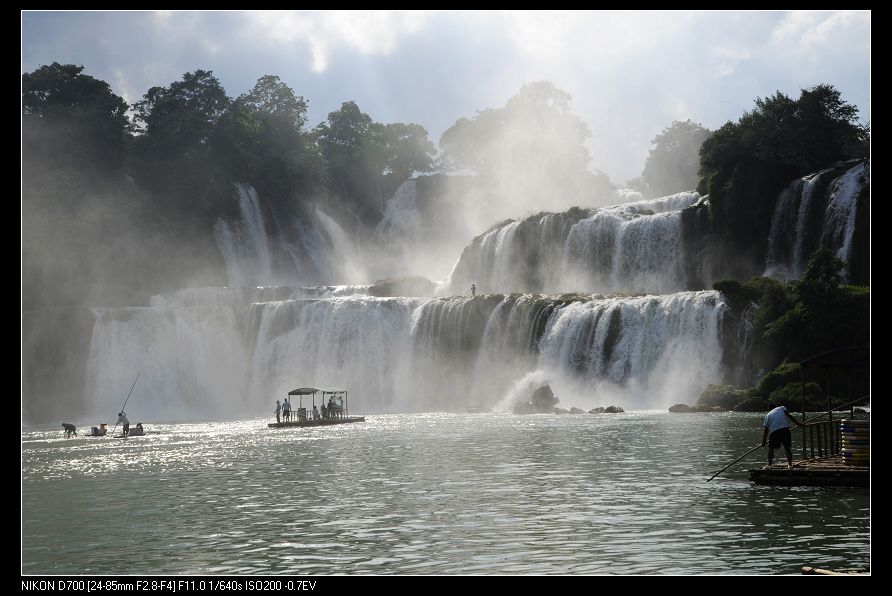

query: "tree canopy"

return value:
[439, 81, 609, 203]
[698, 85, 867, 253]
[314, 101, 435, 221]
[641, 119, 711, 197]
[22, 62, 129, 171]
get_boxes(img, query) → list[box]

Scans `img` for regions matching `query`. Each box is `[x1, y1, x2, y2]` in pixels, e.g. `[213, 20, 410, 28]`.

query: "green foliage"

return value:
[380, 122, 436, 181]
[712, 279, 759, 311]
[698, 85, 866, 254]
[214, 75, 324, 203]
[641, 120, 711, 197]
[732, 396, 770, 412]
[131, 70, 232, 200]
[237, 74, 308, 131]
[755, 362, 801, 397]
[314, 102, 435, 223]
[768, 381, 823, 409]
[132, 69, 230, 150]
[22, 62, 129, 172]
[697, 384, 748, 409]
[706, 251, 868, 413]
[763, 249, 869, 361]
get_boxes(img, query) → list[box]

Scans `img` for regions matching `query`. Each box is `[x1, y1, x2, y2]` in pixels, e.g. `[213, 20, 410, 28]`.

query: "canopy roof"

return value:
[288, 387, 320, 395]
[288, 387, 348, 395]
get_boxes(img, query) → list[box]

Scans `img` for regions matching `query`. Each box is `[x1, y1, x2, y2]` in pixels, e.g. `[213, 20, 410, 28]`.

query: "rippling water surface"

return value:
[22, 413, 869, 574]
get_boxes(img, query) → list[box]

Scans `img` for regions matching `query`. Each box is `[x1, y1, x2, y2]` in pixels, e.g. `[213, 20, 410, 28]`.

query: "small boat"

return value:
[114, 423, 146, 438]
[86, 423, 108, 437]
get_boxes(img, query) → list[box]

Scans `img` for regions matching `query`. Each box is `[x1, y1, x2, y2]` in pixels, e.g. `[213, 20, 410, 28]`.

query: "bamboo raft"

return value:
[268, 417, 365, 429]
[749, 456, 868, 487]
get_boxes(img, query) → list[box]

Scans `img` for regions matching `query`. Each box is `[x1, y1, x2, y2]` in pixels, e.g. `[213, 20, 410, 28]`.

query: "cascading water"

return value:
[375, 180, 423, 248]
[440, 191, 701, 295]
[822, 163, 867, 269]
[765, 162, 868, 280]
[214, 184, 274, 287]
[84, 289, 731, 419]
[213, 183, 361, 287]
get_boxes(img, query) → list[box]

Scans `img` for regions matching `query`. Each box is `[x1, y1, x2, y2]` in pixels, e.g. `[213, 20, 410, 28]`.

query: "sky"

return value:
[21, 10, 870, 184]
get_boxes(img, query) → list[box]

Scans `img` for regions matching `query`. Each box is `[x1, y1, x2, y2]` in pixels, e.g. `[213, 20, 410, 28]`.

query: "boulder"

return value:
[368, 276, 437, 297]
[669, 403, 694, 413]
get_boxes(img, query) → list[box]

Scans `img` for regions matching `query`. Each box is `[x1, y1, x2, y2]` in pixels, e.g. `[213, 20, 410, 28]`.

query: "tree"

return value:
[237, 74, 308, 132]
[698, 85, 866, 256]
[439, 81, 607, 206]
[764, 248, 868, 361]
[22, 62, 129, 171]
[380, 122, 436, 181]
[214, 76, 324, 206]
[131, 70, 230, 194]
[311, 101, 379, 218]
[641, 120, 711, 197]
[132, 69, 230, 155]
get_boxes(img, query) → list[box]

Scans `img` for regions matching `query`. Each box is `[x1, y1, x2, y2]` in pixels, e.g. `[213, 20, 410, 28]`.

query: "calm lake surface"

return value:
[22, 412, 870, 575]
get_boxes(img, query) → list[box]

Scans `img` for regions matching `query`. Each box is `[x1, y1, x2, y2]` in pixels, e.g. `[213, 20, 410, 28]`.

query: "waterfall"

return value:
[440, 191, 701, 295]
[85, 304, 251, 422]
[315, 208, 367, 284]
[765, 163, 867, 280]
[84, 290, 730, 419]
[213, 184, 274, 287]
[822, 163, 867, 269]
[375, 179, 422, 246]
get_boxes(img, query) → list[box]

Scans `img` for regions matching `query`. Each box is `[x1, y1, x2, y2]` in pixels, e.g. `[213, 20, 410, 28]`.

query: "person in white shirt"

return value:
[761, 403, 800, 469]
[275, 400, 281, 423]
[117, 411, 130, 437]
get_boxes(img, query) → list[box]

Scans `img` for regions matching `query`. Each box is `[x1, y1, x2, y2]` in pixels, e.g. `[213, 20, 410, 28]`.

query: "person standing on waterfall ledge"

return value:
[761, 403, 800, 469]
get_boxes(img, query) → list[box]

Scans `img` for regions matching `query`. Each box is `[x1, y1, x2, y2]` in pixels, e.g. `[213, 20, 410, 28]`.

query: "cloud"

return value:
[244, 11, 430, 72]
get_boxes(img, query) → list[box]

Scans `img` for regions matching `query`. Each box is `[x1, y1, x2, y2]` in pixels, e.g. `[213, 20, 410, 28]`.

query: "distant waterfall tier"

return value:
[213, 183, 360, 287]
[85, 290, 731, 419]
[440, 192, 703, 296]
[765, 162, 868, 280]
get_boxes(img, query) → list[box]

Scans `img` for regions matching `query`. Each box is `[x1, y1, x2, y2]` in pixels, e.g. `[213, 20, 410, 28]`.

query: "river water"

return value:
[21, 412, 870, 575]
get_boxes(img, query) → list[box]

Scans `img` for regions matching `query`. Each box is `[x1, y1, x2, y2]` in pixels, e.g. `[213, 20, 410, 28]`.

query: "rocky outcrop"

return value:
[368, 276, 437, 297]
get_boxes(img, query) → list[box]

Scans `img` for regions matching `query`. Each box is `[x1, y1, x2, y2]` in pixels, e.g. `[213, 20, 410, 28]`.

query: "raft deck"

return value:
[750, 455, 868, 487]
[268, 416, 365, 429]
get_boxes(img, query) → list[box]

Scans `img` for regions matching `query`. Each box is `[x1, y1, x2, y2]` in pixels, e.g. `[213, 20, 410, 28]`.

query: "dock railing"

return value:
[797, 394, 869, 461]
[800, 419, 842, 459]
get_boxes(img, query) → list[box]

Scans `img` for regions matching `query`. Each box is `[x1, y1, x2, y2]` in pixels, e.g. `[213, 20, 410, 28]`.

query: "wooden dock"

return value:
[268, 416, 365, 429]
[750, 456, 868, 487]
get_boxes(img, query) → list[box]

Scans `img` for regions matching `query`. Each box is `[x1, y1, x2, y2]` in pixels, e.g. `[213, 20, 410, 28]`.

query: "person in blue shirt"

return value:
[761, 403, 800, 469]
